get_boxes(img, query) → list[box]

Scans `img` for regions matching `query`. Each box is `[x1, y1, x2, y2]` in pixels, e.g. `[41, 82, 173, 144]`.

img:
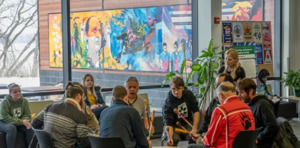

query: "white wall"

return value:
[282, 0, 300, 96]
[197, 0, 222, 53]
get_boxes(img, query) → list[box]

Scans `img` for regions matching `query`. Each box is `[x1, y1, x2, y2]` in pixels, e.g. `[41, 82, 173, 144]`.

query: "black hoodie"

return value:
[248, 95, 279, 148]
[162, 89, 199, 127]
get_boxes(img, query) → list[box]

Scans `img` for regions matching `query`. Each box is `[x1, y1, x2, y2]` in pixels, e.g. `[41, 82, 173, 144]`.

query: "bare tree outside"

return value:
[0, 0, 38, 77]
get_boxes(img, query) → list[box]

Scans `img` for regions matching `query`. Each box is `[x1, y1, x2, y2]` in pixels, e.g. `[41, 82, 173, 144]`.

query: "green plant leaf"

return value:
[191, 64, 201, 71]
[166, 72, 176, 81]
[180, 59, 187, 75]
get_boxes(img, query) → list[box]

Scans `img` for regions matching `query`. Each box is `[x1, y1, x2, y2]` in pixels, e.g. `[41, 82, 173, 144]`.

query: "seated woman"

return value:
[0, 83, 34, 148]
[82, 74, 108, 120]
[257, 69, 272, 100]
[218, 48, 246, 83]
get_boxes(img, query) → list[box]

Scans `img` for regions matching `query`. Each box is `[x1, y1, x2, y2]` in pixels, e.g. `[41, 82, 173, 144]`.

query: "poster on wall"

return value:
[242, 22, 253, 42]
[222, 0, 263, 21]
[254, 44, 263, 64]
[232, 45, 256, 78]
[222, 22, 233, 43]
[262, 22, 273, 64]
[48, 5, 192, 72]
[252, 22, 262, 43]
[232, 22, 244, 42]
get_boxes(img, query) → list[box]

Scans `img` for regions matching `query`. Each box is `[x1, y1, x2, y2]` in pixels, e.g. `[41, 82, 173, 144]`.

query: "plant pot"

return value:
[293, 88, 300, 97]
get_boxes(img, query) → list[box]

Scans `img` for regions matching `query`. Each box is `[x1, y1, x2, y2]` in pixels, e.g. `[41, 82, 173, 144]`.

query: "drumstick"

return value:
[175, 128, 190, 134]
[173, 108, 193, 128]
[176, 121, 188, 131]
[148, 110, 155, 137]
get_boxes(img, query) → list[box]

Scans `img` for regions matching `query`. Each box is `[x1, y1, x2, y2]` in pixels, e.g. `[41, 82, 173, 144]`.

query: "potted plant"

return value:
[282, 69, 300, 97]
[162, 39, 222, 109]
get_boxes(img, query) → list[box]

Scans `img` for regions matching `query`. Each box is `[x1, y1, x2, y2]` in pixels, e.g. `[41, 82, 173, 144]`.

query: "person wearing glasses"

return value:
[162, 76, 200, 146]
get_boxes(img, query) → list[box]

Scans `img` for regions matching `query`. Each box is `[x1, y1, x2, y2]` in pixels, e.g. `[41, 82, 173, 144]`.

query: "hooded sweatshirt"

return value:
[162, 89, 199, 127]
[0, 95, 31, 125]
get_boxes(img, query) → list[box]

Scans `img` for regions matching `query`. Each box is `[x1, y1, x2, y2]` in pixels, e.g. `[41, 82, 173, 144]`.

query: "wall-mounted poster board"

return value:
[222, 21, 274, 77]
[48, 5, 192, 73]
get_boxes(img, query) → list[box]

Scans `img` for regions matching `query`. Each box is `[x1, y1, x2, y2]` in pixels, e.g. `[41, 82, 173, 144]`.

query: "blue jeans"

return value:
[0, 121, 34, 148]
[92, 105, 108, 120]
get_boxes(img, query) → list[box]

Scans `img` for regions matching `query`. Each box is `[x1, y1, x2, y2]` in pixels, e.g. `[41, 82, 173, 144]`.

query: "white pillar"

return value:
[197, 0, 222, 53]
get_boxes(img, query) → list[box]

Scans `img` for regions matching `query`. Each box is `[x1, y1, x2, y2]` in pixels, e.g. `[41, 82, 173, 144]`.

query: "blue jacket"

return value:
[84, 87, 106, 107]
[99, 99, 148, 148]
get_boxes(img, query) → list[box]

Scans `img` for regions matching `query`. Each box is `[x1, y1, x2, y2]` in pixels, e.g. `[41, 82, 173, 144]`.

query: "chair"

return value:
[88, 136, 125, 148]
[232, 127, 262, 148]
[32, 128, 53, 148]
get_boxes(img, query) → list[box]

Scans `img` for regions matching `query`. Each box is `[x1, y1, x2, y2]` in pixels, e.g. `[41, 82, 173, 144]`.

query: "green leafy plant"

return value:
[161, 39, 222, 108]
[282, 69, 300, 90]
[186, 39, 222, 108]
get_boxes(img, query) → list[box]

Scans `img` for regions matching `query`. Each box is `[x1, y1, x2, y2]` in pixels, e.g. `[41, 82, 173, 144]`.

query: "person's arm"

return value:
[76, 123, 91, 148]
[0, 100, 23, 125]
[95, 87, 106, 106]
[132, 109, 149, 148]
[189, 91, 200, 135]
[21, 98, 31, 121]
[256, 101, 278, 142]
[31, 110, 45, 129]
[199, 99, 218, 133]
[236, 66, 246, 81]
[203, 108, 225, 147]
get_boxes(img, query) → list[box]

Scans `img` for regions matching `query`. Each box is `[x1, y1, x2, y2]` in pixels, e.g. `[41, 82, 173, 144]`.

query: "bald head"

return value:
[216, 82, 237, 104]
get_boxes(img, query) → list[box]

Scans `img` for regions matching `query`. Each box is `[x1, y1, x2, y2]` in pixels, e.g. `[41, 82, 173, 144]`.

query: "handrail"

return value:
[0, 83, 195, 99]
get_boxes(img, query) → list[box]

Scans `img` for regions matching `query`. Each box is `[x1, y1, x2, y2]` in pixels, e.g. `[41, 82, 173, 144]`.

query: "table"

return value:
[0, 86, 65, 98]
[0, 84, 8, 89]
[22, 86, 64, 92]
[282, 96, 300, 118]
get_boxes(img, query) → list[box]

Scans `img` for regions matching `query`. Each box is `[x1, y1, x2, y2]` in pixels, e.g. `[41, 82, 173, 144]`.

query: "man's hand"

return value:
[91, 105, 99, 110]
[191, 133, 201, 142]
[147, 137, 152, 148]
[22, 120, 31, 129]
[167, 138, 174, 146]
[189, 128, 197, 137]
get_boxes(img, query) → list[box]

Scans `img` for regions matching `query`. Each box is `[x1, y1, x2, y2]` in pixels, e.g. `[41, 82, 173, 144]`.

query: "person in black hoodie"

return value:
[237, 78, 279, 148]
[162, 76, 199, 146]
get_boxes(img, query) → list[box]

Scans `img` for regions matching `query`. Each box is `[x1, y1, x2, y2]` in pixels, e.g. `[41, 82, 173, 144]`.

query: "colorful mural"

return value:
[222, 0, 263, 21]
[48, 5, 192, 72]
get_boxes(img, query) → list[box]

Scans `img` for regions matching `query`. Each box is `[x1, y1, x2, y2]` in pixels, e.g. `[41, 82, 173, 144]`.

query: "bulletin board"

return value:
[222, 21, 274, 77]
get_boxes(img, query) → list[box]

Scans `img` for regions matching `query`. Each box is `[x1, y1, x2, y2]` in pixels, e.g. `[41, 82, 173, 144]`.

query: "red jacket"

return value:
[203, 96, 255, 148]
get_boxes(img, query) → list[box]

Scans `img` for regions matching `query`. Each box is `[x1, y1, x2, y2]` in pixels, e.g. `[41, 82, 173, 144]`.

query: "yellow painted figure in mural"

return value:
[231, 1, 252, 21]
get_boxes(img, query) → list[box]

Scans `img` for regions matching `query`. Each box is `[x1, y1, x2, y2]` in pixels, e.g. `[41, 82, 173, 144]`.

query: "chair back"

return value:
[232, 127, 262, 148]
[33, 128, 53, 148]
[88, 136, 125, 148]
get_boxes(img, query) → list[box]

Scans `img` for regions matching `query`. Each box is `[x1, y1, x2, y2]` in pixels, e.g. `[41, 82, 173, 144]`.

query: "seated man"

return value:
[237, 78, 279, 148]
[189, 82, 255, 148]
[162, 76, 200, 146]
[199, 73, 234, 134]
[31, 82, 91, 148]
[99, 85, 151, 148]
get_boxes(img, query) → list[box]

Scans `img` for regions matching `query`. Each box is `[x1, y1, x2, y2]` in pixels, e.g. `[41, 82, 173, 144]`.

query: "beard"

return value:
[87, 36, 101, 67]
[242, 96, 251, 103]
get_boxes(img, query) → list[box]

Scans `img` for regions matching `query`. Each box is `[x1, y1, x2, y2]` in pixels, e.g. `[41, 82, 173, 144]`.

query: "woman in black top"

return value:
[218, 48, 246, 83]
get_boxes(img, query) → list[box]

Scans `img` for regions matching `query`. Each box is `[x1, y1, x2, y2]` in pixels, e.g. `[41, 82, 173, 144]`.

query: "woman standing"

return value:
[82, 74, 107, 119]
[0, 83, 34, 148]
[218, 48, 246, 83]
[257, 69, 272, 99]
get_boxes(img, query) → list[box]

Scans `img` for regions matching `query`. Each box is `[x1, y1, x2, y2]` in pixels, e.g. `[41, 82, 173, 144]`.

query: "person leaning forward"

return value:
[99, 85, 152, 148]
[31, 82, 91, 148]
[189, 82, 255, 148]
[162, 76, 200, 146]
